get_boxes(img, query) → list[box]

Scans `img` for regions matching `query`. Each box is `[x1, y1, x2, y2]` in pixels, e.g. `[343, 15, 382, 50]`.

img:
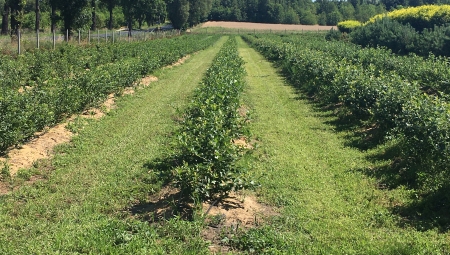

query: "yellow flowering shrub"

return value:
[337, 20, 363, 33]
[368, 5, 450, 30]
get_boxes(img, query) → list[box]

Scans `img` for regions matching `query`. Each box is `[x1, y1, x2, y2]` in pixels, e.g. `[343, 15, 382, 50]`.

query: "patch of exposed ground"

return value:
[166, 55, 190, 68]
[201, 21, 336, 31]
[0, 75, 160, 178]
[0, 122, 73, 176]
[202, 193, 278, 254]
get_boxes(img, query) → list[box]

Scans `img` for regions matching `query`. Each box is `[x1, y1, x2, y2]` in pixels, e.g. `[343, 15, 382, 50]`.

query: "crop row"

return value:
[0, 35, 220, 152]
[174, 37, 253, 202]
[260, 33, 450, 95]
[243, 34, 450, 193]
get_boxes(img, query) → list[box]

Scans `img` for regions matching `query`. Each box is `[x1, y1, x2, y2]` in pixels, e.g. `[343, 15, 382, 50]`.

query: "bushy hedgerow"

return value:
[0, 35, 219, 152]
[369, 5, 450, 31]
[351, 17, 450, 57]
[174, 37, 254, 202]
[243, 33, 450, 197]
[350, 17, 418, 55]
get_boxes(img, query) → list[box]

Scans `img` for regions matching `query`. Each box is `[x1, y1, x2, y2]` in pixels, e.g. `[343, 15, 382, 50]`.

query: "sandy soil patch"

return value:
[0, 74, 161, 178]
[0, 123, 73, 176]
[202, 193, 278, 254]
[201, 21, 336, 31]
[165, 55, 190, 68]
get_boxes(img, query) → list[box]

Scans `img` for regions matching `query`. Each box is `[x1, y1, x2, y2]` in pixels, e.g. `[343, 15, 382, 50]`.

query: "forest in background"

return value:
[1, 0, 450, 35]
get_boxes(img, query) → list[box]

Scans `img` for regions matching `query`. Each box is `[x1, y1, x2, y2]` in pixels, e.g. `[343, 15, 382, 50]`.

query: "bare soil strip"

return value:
[0, 74, 159, 176]
[201, 21, 336, 31]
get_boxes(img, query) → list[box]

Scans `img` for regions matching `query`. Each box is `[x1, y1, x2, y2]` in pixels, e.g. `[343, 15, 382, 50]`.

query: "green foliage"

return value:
[0, 34, 220, 152]
[351, 17, 450, 57]
[243, 32, 450, 201]
[325, 27, 343, 41]
[174, 37, 254, 202]
[167, 0, 190, 29]
[351, 17, 418, 55]
[222, 226, 288, 254]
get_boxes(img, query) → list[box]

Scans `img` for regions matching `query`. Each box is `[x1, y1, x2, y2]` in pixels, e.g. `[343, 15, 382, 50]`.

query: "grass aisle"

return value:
[237, 37, 449, 254]
[0, 37, 228, 255]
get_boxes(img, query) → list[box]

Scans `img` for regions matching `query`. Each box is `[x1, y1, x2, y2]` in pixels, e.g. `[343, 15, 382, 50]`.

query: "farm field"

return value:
[200, 21, 336, 31]
[0, 33, 449, 254]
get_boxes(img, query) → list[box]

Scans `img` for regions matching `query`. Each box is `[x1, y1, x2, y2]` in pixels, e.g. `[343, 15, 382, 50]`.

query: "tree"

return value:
[167, 0, 189, 29]
[144, 0, 166, 26]
[120, 0, 139, 36]
[35, 0, 39, 31]
[187, 0, 212, 26]
[47, 0, 57, 32]
[99, 0, 118, 29]
[1, 0, 10, 35]
[54, 0, 88, 38]
[10, 0, 26, 36]
[91, 0, 96, 30]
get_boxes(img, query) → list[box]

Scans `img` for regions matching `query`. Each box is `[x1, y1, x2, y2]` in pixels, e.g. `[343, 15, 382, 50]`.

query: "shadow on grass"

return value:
[357, 143, 419, 190]
[271, 61, 450, 232]
[358, 144, 450, 232]
[129, 156, 195, 222]
[129, 188, 195, 222]
[393, 186, 450, 233]
[277, 67, 386, 151]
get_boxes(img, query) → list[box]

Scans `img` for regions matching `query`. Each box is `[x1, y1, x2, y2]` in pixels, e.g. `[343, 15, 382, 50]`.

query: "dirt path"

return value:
[201, 21, 336, 31]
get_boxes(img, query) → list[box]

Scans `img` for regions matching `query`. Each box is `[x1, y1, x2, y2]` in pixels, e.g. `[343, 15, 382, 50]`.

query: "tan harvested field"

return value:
[201, 21, 336, 31]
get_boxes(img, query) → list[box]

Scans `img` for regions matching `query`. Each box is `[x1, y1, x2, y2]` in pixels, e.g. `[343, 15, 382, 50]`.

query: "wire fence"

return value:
[0, 29, 182, 55]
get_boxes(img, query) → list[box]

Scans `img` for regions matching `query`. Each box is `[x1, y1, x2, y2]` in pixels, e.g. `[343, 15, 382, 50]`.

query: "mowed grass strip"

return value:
[237, 37, 449, 254]
[0, 36, 228, 255]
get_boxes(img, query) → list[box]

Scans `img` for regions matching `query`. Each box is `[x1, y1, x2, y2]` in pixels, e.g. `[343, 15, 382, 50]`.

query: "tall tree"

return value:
[167, 0, 189, 29]
[47, 0, 57, 32]
[35, 0, 39, 31]
[10, 0, 26, 36]
[187, 0, 212, 26]
[91, 0, 96, 30]
[54, 0, 88, 39]
[99, 0, 118, 29]
[120, 0, 138, 36]
[1, 0, 10, 35]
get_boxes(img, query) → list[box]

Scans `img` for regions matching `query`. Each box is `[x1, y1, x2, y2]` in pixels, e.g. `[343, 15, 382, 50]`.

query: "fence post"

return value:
[17, 30, 21, 55]
[36, 29, 40, 49]
[97, 29, 99, 44]
[105, 29, 107, 43]
[66, 29, 69, 42]
[112, 30, 114, 43]
[53, 30, 56, 49]
[78, 30, 81, 44]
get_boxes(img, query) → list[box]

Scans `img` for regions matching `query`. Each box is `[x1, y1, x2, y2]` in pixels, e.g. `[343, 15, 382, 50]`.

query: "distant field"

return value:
[201, 21, 336, 31]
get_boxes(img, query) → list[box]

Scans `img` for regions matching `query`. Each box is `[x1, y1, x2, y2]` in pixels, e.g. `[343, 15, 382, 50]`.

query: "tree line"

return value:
[1, 0, 450, 38]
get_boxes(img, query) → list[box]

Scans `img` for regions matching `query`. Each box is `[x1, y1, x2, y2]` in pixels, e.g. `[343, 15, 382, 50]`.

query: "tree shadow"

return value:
[393, 186, 450, 232]
[129, 155, 196, 222]
[267, 51, 450, 232]
[275, 67, 386, 151]
[129, 187, 195, 222]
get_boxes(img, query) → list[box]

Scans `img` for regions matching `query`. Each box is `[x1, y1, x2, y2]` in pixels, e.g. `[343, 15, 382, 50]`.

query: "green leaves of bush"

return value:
[174, 37, 253, 202]
[0, 35, 219, 152]
[243, 33, 450, 194]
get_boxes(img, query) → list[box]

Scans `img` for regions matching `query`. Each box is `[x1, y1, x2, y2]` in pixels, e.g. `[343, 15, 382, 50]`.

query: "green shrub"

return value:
[350, 17, 418, 55]
[174, 37, 254, 202]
